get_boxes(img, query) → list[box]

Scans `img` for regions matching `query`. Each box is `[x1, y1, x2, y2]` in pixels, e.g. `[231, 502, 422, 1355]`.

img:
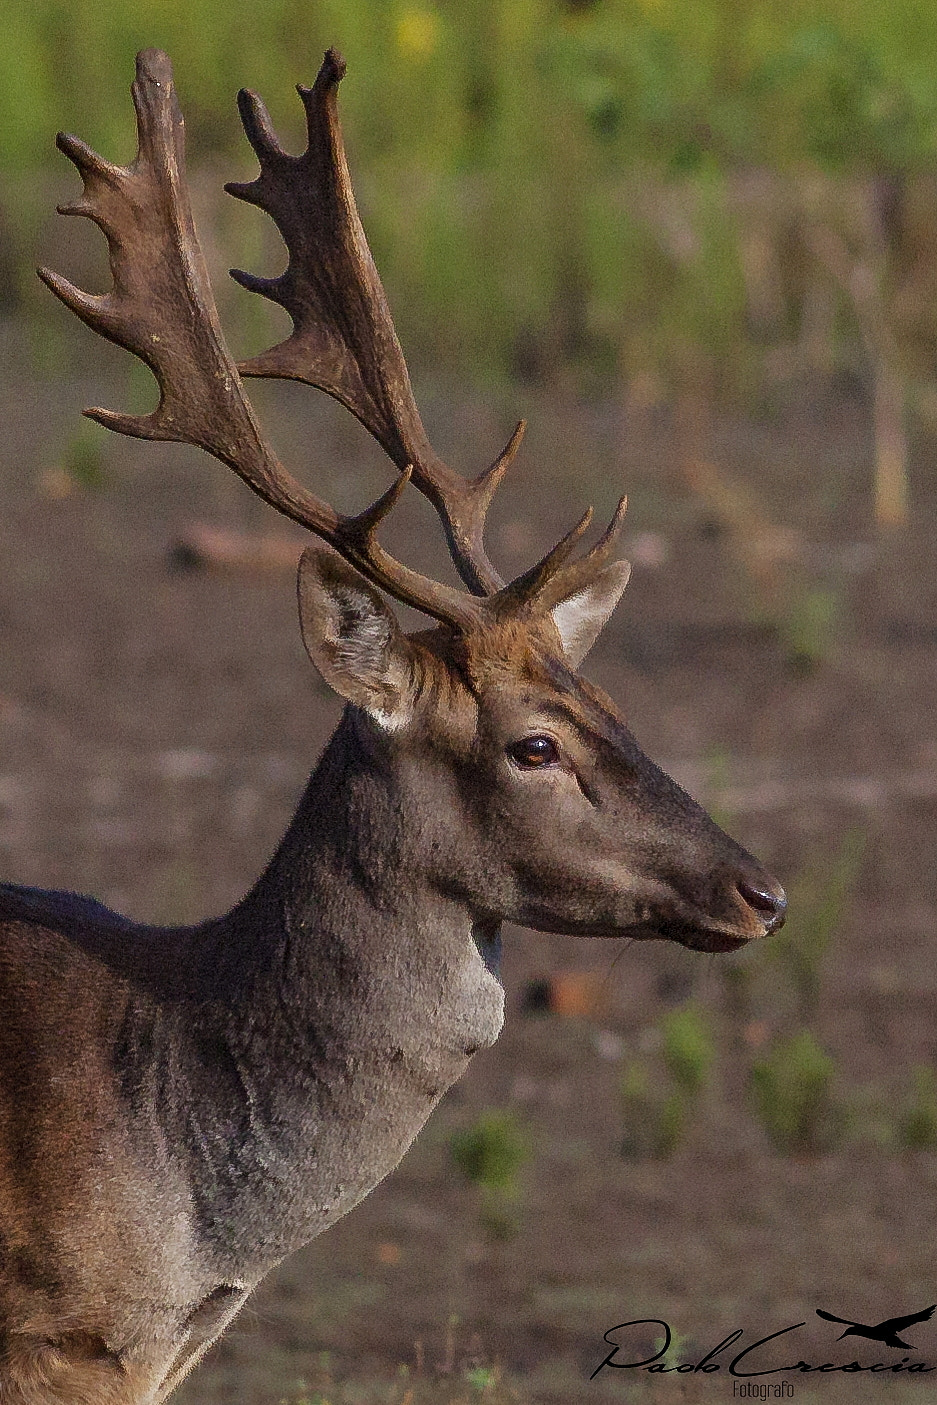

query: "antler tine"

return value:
[472, 419, 527, 515]
[535, 495, 630, 610]
[226, 48, 513, 596]
[494, 496, 630, 617]
[40, 50, 280, 460]
[38, 48, 487, 633]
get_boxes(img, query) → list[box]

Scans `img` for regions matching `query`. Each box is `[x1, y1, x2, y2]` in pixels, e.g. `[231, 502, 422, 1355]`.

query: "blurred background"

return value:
[2, 1, 937, 1402]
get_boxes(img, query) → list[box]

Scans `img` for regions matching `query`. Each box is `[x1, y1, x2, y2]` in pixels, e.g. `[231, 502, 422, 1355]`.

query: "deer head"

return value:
[40, 48, 786, 957]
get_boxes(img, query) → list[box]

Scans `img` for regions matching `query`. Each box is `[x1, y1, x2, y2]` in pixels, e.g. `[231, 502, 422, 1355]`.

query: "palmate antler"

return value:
[40, 48, 627, 630]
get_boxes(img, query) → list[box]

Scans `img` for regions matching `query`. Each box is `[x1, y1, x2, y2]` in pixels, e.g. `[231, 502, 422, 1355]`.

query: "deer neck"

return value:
[241, 706, 503, 1023]
[180, 709, 504, 1275]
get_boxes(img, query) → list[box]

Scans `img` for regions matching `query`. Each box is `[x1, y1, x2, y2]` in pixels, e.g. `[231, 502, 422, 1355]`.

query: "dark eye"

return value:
[508, 735, 560, 768]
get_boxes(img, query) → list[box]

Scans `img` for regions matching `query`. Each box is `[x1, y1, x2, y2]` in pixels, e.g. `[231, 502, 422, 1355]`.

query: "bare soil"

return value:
[2, 335, 937, 1403]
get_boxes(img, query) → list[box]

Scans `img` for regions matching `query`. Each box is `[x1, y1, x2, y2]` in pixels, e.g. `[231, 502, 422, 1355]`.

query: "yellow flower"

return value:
[396, 7, 440, 60]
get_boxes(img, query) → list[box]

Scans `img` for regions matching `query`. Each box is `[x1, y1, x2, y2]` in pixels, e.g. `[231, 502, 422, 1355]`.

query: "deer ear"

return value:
[549, 560, 632, 667]
[297, 546, 416, 728]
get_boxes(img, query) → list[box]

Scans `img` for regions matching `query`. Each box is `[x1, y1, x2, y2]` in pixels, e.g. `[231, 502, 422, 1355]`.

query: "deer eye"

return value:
[508, 735, 560, 769]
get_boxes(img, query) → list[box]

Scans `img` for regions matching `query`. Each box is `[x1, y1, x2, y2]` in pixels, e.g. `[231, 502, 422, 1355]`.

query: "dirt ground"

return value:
[2, 329, 937, 1404]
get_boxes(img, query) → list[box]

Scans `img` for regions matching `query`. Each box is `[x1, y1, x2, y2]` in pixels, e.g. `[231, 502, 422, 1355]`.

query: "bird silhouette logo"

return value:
[816, 1304, 937, 1350]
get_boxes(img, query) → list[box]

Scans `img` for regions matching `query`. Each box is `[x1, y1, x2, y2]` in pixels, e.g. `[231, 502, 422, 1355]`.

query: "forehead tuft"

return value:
[451, 615, 566, 689]
[472, 617, 629, 732]
[408, 614, 628, 752]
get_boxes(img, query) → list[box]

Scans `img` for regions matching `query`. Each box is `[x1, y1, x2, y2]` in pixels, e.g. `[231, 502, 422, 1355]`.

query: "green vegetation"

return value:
[450, 1109, 528, 1191]
[5, 0, 937, 174]
[60, 420, 108, 492]
[768, 828, 865, 1023]
[714, 829, 864, 1153]
[780, 585, 841, 675]
[7, 0, 937, 473]
[276, 1362, 522, 1404]
[8, 1, 937, 180]
[717, 827, 937, 1157]
[621, 1002, 715, 1159]
[620, 1058, 687, 1159]
[896, 1064, 937, 1150]
[720, 828, 865, 1033]
[449, 1109, 529, 1239]
[750, 1028, 841, 1154]
[660, 1001, 716, 1096]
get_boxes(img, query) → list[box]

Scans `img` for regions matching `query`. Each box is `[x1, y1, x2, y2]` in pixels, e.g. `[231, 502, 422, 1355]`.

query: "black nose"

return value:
[737, 878, 787, 933]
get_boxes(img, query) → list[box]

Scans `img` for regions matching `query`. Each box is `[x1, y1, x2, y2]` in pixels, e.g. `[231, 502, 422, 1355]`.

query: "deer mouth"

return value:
[678, 927, 752, 954]
[642, 918, 754, 954]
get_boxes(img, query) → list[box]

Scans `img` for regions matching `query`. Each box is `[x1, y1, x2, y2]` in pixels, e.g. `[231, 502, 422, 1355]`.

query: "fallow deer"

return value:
[0, 48, 786, 1404]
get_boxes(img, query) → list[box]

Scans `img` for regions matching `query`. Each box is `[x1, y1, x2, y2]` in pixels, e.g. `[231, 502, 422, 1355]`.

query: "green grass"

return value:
[449, 1109, 529, 1239]
[769, 828, 866, 1023]
[660, 1001, 716, 1096]
[10, 0, 937, 407]
[620, 1003, 715, 1160]
[896, 1064, 937, 1150]
[750, 1027, 842, 1154]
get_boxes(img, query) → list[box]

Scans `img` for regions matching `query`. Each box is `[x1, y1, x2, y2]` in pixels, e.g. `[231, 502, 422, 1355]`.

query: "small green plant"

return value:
[464, 1364, 499, 1393]
[771, 829, 865, 1022]
[660, 1002, 715, 1096]
[450, 1110, 527, 1191]
[62, 421, 108, 491]
[450, 1110, 528, 1240]
[620, 1058, 687, 1160]
[620, 1005, 714, 1160]
[750, 1028, 840, 1154]
[897, 1065, 937, 1150]
[652, 1328, 692, 1369]
[277, 1384, 321, 1405]
[781, 585, 841, 674]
